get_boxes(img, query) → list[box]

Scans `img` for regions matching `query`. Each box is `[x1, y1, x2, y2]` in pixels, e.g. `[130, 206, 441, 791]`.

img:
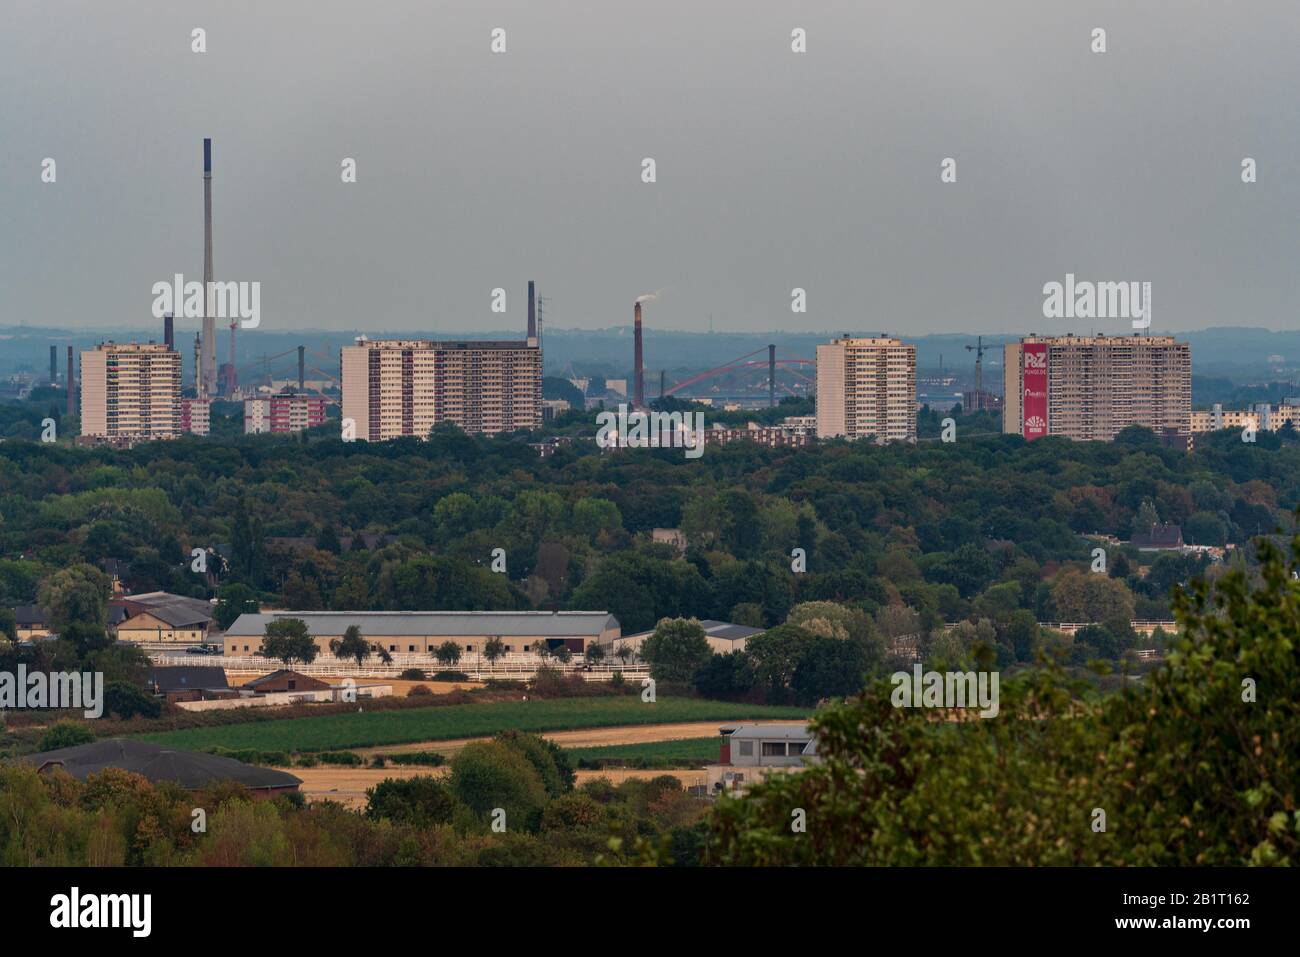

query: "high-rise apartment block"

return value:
[1003, 334, 1190, 442]
[815, 337, 917, 443]
[245, 393, 329, 434]
[181, 397, 212, 436]
[340, 337, 542, 440]
[80, 342, 181, 441]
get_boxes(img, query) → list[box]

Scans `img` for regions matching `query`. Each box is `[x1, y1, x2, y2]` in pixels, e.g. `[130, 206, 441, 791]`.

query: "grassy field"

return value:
[564, 737, 721, 765]
[139, 697, 807, 753]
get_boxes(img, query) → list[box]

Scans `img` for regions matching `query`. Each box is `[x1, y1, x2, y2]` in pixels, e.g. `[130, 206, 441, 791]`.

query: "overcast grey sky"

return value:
[2, 0, 1298, 338]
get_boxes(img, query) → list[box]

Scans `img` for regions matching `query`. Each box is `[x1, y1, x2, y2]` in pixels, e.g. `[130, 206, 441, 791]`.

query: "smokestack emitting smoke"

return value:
[633, 301, 645, 408]
[201, 137, 215, 398]
[527, 281, 536, 339]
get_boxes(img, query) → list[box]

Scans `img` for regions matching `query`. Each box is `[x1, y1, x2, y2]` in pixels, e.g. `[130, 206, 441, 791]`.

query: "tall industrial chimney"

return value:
[298, 345, 305, 391]
[527, 281, 537, 340]
[49, 346, 57, 385]
[633, 301, 645, 408]
[201, 137, 215, 398]
[194, 334, 202, 392]
[66, 346, 74, 417]
[164, 313, 174, 350]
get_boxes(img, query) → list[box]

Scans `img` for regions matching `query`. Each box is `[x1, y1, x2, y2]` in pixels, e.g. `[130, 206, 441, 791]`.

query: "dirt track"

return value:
[275, 719, 795, 806]
[353, 719, 793, 757]
[286, 766, 707, 808]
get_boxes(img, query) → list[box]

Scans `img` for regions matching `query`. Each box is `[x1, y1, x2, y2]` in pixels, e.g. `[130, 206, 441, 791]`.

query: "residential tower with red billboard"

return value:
[1002, 334, 1190, 442]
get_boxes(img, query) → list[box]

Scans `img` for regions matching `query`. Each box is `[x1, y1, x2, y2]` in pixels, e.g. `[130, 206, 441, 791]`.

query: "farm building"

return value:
[148, 665, 235, 703]
[241, 670, 332, 693]
[20, 739, 300, 798]
[222, 610, 621, 656]
[11, 604, 50, 642]
[708, 723, 818, 794]
[606, 619, 765, 656]
[113, 591, 216, 644]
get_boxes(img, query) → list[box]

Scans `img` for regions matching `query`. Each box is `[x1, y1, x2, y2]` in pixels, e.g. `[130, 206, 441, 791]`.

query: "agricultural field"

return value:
[138, 697, 808, 754]
[565, 736, 721, 767]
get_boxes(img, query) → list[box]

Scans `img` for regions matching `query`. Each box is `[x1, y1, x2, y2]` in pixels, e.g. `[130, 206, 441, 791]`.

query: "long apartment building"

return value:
[1003, 334, 1190, 441]
[80, 342, 181, 441]
[341, 337, 541, 439]
[245, 392, 329, 434]
[1191, 402, 1300, 434]
[815, 336, 917, 442]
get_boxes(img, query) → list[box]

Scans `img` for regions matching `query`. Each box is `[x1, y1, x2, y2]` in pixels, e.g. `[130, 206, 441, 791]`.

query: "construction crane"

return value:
[965, 336, 986, 397]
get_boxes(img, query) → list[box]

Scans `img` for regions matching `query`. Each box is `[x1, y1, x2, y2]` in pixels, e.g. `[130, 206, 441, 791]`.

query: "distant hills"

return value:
[1, 325, 1294, 384]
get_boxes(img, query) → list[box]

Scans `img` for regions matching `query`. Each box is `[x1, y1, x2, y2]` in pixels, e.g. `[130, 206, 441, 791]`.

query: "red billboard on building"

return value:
[1022, 343, 1048, 440]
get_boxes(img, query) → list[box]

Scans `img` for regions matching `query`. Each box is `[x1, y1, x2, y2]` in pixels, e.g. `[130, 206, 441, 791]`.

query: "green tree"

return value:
[39, 720, 96, 751]
[280, 571, 323, 610]
[1050, 567, 1135, 625]
[494, 730, 575, 797]
[315, 525, 342, 554]
[449, 741, 549, 832]
[790, 636, 871, 705]
[744, 623, 816, 697]
[434, 641, 462, 667]
[261, 618, 318, 665]
[571, 497, 623, 538]
[692, 651, 756, 699]
[103, 680, 162, 719]
[38, 563, 110, 635]
[708, 531, 1300, 866]
[364, 776, 457, 827]
[330, 624, 370, 667]
[639, 618, 712, 682]
[214, 583, 259, 630]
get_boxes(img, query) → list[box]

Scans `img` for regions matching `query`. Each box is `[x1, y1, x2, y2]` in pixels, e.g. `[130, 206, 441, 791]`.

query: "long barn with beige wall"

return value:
[223, 610, 620, 656]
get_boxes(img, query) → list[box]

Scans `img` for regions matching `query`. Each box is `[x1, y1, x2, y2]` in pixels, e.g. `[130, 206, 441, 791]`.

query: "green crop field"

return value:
[564, 737, 721, 765]
[138, 697, 808, 754]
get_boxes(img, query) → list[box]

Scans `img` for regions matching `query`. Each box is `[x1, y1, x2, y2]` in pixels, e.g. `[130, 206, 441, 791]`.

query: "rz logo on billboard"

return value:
[1024, 351, 1046, 369]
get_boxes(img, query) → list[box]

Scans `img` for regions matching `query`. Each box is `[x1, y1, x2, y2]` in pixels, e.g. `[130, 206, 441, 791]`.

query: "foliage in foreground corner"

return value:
[707, 534, 1299, 866]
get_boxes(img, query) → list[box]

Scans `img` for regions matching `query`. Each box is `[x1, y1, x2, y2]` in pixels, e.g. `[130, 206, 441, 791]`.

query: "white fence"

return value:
[149, 651, 649, 682]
